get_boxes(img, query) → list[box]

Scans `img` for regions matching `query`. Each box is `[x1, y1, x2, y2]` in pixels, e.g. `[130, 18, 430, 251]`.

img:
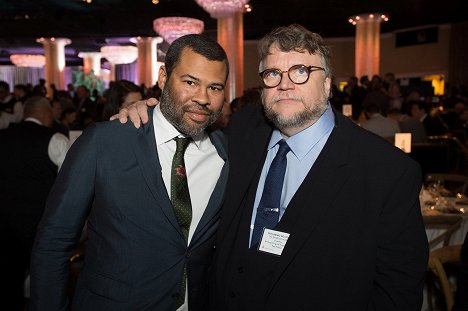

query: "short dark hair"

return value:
[258, 24, 332, 78]
[164, 34, 229, 81]
[0, 81, 10, 92]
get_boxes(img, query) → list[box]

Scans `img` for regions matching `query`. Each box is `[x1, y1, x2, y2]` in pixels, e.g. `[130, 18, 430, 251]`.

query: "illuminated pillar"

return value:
[37, 37, 71, 97]
[348, 13, 388, 79]
[136, 36, 163, 87]
[217, 12, 244, 103]
[194, 0, 249, 103]
[78, 52, 102, 76]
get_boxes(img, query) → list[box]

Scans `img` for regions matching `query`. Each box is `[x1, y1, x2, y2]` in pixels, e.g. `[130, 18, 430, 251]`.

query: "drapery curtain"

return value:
[0, 66, 75, 91]
[115, 62, 137, 83]
[0, 66, 44, 89]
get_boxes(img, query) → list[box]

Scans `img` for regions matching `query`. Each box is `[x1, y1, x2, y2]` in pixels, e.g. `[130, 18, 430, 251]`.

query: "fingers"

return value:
[109, 113, 119, 121]
[146, 97, 159, 106]
[127, 105, 142, 129]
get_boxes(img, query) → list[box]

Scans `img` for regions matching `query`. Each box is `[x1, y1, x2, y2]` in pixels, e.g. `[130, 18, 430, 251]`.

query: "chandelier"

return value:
[195, 0, 249, 18]
[348, 13, 389, 26]
[153, 17, 204, 44]
[100, 45, 138, 64]
[10, 54, 46, 68]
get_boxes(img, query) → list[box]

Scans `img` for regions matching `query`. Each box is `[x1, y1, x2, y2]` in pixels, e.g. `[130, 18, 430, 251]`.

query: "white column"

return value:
[136, 37, 163, 87]
[37, 37, 71, 97]
[78, 52, 102, 76]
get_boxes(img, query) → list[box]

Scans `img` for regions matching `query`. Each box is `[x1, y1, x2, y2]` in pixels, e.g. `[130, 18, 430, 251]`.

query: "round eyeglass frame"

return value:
[258, 64, 325, 88]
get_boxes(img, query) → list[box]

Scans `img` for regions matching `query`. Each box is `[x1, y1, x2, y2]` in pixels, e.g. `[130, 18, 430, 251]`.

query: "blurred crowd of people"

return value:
[328, 74, 468, 145]
[0, 79, 164, 135]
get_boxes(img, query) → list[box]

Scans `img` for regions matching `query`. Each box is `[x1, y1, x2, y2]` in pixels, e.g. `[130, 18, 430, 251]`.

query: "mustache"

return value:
[271, 93, 303, 103]
[183, 103, 212, 115]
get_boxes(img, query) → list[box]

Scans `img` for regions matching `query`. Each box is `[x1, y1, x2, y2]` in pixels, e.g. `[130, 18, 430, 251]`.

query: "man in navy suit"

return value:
[119, 25, 429, 311]
[30, 34, 229, 311]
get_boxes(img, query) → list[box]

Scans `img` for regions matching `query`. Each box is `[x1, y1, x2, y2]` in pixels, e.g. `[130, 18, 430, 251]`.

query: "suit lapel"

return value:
[218, 115, 273, 242]
[132, 109, 182, 236]
[190, 130, 229, 247]
[266, 111, 355, 294]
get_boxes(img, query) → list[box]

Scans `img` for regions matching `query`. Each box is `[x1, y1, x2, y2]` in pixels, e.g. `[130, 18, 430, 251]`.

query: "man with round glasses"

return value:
[117, 24, 428, 311]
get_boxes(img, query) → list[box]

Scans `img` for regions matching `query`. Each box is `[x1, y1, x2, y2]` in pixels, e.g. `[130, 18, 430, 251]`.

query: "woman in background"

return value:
[102, 80, 142, 121]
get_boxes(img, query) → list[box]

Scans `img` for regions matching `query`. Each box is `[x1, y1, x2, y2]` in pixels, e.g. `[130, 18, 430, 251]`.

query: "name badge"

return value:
[258, 229, 290, 256]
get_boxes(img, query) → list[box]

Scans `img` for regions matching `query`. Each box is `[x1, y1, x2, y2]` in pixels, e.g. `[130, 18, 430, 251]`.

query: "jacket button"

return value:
[186, 251, 191, 258]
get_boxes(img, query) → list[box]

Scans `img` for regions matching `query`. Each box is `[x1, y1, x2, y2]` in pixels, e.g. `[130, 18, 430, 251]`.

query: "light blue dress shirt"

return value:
[249, 104, 336, 246]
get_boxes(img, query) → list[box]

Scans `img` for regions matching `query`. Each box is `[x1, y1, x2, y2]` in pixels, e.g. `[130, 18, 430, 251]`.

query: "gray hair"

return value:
[258, 24, 332, 78]
[23, 96, 51, 117]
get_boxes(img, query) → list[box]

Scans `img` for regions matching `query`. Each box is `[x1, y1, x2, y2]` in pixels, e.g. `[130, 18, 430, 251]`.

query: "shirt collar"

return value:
[153, 104, 207, 150]
[268, 104, 335, 161]
[24, 117, 43, 126]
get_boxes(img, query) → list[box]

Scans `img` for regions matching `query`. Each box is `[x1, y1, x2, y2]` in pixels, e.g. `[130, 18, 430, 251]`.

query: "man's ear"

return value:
[158, 66, 167, 90]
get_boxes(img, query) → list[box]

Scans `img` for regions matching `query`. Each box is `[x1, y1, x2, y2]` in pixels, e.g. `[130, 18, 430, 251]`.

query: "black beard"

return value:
[159, 80, 222, 136]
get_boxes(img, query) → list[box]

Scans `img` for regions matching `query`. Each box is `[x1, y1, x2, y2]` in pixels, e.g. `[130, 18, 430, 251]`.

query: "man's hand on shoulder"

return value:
[109, 97, 159, 128]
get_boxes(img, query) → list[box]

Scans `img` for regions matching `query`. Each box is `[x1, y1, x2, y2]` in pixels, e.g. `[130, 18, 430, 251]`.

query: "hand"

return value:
[110, 98, 159, 128]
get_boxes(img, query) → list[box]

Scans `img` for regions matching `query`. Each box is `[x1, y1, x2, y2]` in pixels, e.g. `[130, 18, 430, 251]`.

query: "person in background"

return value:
[30, 34, 229, 311]
[361, 103, 400, 142]
[0, 80, 24, 129]
[50, 100, 68, 136]
[13, 84, 29, 104]
[74, 85, 96, 128]
[410, 100, 448, 136]
[102, 80, 142, 121]
[60, 107, 78, 136]
[0, 96, 69, 310]
[388, 108, 428, 143]
[118, 24, 428, 311]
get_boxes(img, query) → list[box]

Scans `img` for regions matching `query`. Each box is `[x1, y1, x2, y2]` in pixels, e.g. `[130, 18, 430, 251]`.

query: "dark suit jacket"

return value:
[209, 106, 428, 311]
[30, 108, 229, 311]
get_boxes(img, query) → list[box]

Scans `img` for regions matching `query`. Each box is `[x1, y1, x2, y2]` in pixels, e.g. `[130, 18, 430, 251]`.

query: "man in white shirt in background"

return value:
[0, 96, 69, 310]
[0, 80, 24, 129]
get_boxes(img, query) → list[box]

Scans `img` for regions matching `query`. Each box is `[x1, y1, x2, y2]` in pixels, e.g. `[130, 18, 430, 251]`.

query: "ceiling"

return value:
[0, 0, 467, 66]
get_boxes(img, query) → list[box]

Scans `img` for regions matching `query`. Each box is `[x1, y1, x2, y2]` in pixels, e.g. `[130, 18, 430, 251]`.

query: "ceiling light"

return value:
[153, 17, 204, 44]
[100, 46, 138, 64]
[10, 54, 46, 68]
[195, 0, 249, 18]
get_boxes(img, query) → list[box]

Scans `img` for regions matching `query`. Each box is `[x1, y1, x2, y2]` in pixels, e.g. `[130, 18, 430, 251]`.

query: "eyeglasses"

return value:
[259, 64, 325, 88]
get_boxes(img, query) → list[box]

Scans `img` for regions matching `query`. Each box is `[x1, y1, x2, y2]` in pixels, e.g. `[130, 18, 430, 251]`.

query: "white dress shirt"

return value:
[24, 117, 70, 170]
[152, 105, 224, 311]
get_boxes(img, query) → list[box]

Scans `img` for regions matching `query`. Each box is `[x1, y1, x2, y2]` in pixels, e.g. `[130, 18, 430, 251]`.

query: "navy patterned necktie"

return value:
[251, 140, 291, 247]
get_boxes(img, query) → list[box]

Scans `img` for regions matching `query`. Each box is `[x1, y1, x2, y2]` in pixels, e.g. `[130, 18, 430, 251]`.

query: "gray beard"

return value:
[262, 93, 328, 130]
[159, 82, 221, 137]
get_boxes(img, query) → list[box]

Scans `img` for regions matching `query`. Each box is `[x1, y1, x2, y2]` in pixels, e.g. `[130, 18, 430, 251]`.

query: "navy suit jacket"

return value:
[209, 106, 428, 311]
[30, 108, 229, 311]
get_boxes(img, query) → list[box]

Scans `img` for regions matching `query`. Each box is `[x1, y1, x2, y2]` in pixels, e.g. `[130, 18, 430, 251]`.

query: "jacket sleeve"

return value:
[30, 124, 98, 311]
[368, 160, 429, 310]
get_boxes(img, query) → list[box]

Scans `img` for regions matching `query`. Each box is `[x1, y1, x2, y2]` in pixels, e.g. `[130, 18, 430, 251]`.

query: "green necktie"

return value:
[171, 137, 192, 308]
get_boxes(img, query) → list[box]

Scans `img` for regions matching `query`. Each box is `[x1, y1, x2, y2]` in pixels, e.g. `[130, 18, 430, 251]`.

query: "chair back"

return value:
[424, 215, 463, 249]
[428, 245, 462, 311]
